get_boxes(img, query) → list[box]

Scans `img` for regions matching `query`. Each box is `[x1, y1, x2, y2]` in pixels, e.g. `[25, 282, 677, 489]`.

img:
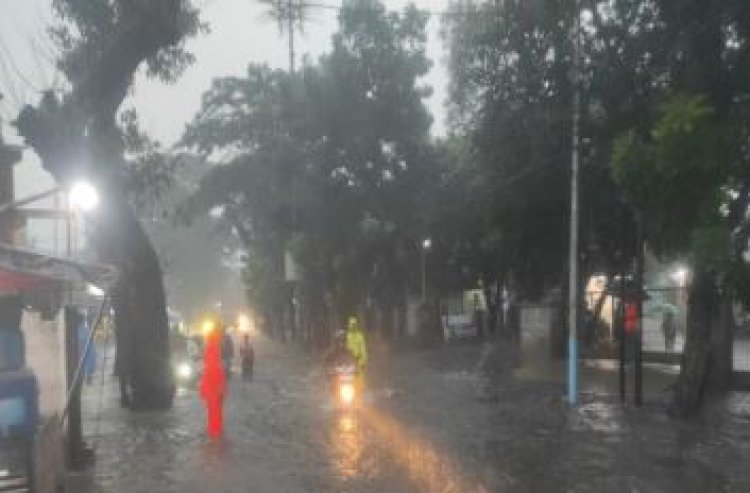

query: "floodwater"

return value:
[69, 338, 750, 492]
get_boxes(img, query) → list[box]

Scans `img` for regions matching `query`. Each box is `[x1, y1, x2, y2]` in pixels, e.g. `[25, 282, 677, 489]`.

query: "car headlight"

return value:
[177, 362, 192, 379]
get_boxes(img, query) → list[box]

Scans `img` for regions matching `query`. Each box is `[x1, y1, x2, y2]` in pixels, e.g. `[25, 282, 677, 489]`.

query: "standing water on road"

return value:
[4, 1, 750, 491]
[68, 338, 750, 492]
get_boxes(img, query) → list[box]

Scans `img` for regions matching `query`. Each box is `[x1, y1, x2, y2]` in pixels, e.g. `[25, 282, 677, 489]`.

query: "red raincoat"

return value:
[200, 332, 227, 439]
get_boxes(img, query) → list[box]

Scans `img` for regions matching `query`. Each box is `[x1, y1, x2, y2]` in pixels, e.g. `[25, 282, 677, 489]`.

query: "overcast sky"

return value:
[1, 0, 449, 199]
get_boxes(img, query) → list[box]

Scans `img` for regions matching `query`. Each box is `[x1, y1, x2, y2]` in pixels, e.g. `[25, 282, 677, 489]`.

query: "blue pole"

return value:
[567, 1, 581, 407]
[568, 336, 578, 404]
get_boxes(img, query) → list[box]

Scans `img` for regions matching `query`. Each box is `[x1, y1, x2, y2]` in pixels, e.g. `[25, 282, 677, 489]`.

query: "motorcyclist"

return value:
[325, 330, 356, 372]
[345, 316, 367, 374]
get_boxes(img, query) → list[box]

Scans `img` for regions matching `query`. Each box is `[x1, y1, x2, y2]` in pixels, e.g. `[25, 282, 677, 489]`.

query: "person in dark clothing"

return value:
[221, 329, 234, 379]
[324, 330, 356, 372]
[240, 334, 254, 381]
[662, 311, 677, 352]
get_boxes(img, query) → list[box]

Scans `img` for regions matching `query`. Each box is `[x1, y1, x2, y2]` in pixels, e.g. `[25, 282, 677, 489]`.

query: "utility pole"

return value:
[288, 0, 295, 74]
[567, 2, 582, 406]
[635, 222, 645, 406]
[421, 238, 431, 303]
[0, 111, 23, 245]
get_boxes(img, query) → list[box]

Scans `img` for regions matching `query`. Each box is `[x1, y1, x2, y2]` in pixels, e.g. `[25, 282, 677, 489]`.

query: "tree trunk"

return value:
[95, 181, 174, 409]
[708, 300, 734, 391]
[13, 0, 188, 411]
[671, 270, 718, 416]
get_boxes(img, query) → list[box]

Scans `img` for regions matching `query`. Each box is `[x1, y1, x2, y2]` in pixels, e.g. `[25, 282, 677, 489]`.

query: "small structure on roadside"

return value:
[0, 242, 117, 491]
[2, 109, 121, 490]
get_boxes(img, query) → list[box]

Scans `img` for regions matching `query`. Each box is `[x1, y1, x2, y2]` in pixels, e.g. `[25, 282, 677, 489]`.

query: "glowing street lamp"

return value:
[671, 266, 690, 288]
[69, 181, 99, 212]
[421, 237, 432, 302]
[238, 313, 253, 335]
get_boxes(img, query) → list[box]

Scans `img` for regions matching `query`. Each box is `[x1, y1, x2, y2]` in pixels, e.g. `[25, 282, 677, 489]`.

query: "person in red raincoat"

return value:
[200, 327, 227, 439]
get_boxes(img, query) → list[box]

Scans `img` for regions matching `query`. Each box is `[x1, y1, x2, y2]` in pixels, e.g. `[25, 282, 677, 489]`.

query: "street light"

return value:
[671, 265, 690, 340]
[671, 265, 690, 288]
[238, 313, 253, 335]
[421, 237, 432, 303]
[69, 181, 99, 212]
[65, 180, 99, 260]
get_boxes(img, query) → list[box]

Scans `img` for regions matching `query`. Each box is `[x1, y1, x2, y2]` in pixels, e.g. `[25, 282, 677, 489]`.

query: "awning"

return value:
[0, 243, 118, 297]
[0, 268, 51, 294]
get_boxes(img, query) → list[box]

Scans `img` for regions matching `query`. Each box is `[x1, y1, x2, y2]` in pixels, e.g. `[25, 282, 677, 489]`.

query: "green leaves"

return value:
[183, 1, 435, 313]
[613, 92, 730, 258]
[50, 0, 205, 84]
[440, 0, 579, 295]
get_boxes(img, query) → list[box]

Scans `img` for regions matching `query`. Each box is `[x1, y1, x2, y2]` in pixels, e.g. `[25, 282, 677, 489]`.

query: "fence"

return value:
[584, 286, 750, 373]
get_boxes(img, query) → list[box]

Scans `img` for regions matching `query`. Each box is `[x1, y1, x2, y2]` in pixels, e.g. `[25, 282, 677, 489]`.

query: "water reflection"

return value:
[575, 401, 624, 433]
[330, 412, 363, 480]
[329, 405, 490, 493]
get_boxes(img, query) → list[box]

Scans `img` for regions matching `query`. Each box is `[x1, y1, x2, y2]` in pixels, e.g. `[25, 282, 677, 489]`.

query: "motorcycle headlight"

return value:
[177, 362, 192, 379]
[339, 382, 355, 405]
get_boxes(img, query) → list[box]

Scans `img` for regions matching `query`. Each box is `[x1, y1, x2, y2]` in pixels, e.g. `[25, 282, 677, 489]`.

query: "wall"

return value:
[21, 310, 66, 417]
[518, 303, 558, 375]
[21, 310, 66, 493]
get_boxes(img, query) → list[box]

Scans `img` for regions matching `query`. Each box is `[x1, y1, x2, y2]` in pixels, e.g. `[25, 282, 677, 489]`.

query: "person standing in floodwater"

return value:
[200, 326, 226, 440]
[240, 334, 254, 382]
[662, 310, 677, 352]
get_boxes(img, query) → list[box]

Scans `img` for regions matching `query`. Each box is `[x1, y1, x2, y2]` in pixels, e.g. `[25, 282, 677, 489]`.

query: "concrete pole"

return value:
[635, 229, 645, 406]
[64, 307, 84, 469]
[421, 249, 427, 304]
[288, 0, 295, 74]
[567, 3, 582, 406]
[0, 136, 22, 244]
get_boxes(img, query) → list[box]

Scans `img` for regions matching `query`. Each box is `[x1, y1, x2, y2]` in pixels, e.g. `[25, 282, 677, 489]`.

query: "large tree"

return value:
[441, 0, 639, 341]
[181, 0, 435, 340]
[14, 0, 204, 409]
[607, 0, 750, 415]
[445, 0, 750, 414]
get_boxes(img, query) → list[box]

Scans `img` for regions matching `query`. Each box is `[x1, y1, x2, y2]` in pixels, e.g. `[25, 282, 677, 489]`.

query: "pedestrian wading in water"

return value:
[200, 323, 226, 440]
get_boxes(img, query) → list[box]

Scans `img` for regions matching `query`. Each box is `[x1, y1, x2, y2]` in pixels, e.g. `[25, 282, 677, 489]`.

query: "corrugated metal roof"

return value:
[0, 244, 117, 296]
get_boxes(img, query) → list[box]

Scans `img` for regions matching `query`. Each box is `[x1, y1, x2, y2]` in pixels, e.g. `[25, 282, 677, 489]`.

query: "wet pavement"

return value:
[68, 337, 750, 492]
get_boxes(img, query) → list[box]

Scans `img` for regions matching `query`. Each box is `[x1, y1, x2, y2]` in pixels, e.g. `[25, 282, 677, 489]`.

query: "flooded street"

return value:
[69, 338, 750, 493]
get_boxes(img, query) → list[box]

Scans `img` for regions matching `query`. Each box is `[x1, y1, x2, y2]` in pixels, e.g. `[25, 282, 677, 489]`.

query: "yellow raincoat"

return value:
[346, 319, 368, 371]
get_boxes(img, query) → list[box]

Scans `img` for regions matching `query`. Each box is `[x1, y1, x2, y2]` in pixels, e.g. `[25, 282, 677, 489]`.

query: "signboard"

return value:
[442, 314, 477, 341]
[284, 250, 300, 282]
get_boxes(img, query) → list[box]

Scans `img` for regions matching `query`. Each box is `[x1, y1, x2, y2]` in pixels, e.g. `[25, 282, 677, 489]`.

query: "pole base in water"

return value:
[567, 338, 578, 405]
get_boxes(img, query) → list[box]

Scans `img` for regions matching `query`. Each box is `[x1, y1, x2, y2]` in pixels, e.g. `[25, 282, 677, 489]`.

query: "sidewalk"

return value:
[513, 338, 679, 405]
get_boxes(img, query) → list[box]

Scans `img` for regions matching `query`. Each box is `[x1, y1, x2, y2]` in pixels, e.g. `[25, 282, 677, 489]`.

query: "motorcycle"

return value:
[327, 362, 357, 409]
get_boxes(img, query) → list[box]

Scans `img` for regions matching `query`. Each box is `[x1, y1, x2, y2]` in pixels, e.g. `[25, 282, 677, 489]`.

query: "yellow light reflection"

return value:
[330, 413, 363, 480]
[329, 405, 490, 492]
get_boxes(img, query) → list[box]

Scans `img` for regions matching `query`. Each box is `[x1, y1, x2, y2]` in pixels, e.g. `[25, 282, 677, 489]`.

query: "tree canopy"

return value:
[181, 0, 436, 327]
[14, 0, 206, 409]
